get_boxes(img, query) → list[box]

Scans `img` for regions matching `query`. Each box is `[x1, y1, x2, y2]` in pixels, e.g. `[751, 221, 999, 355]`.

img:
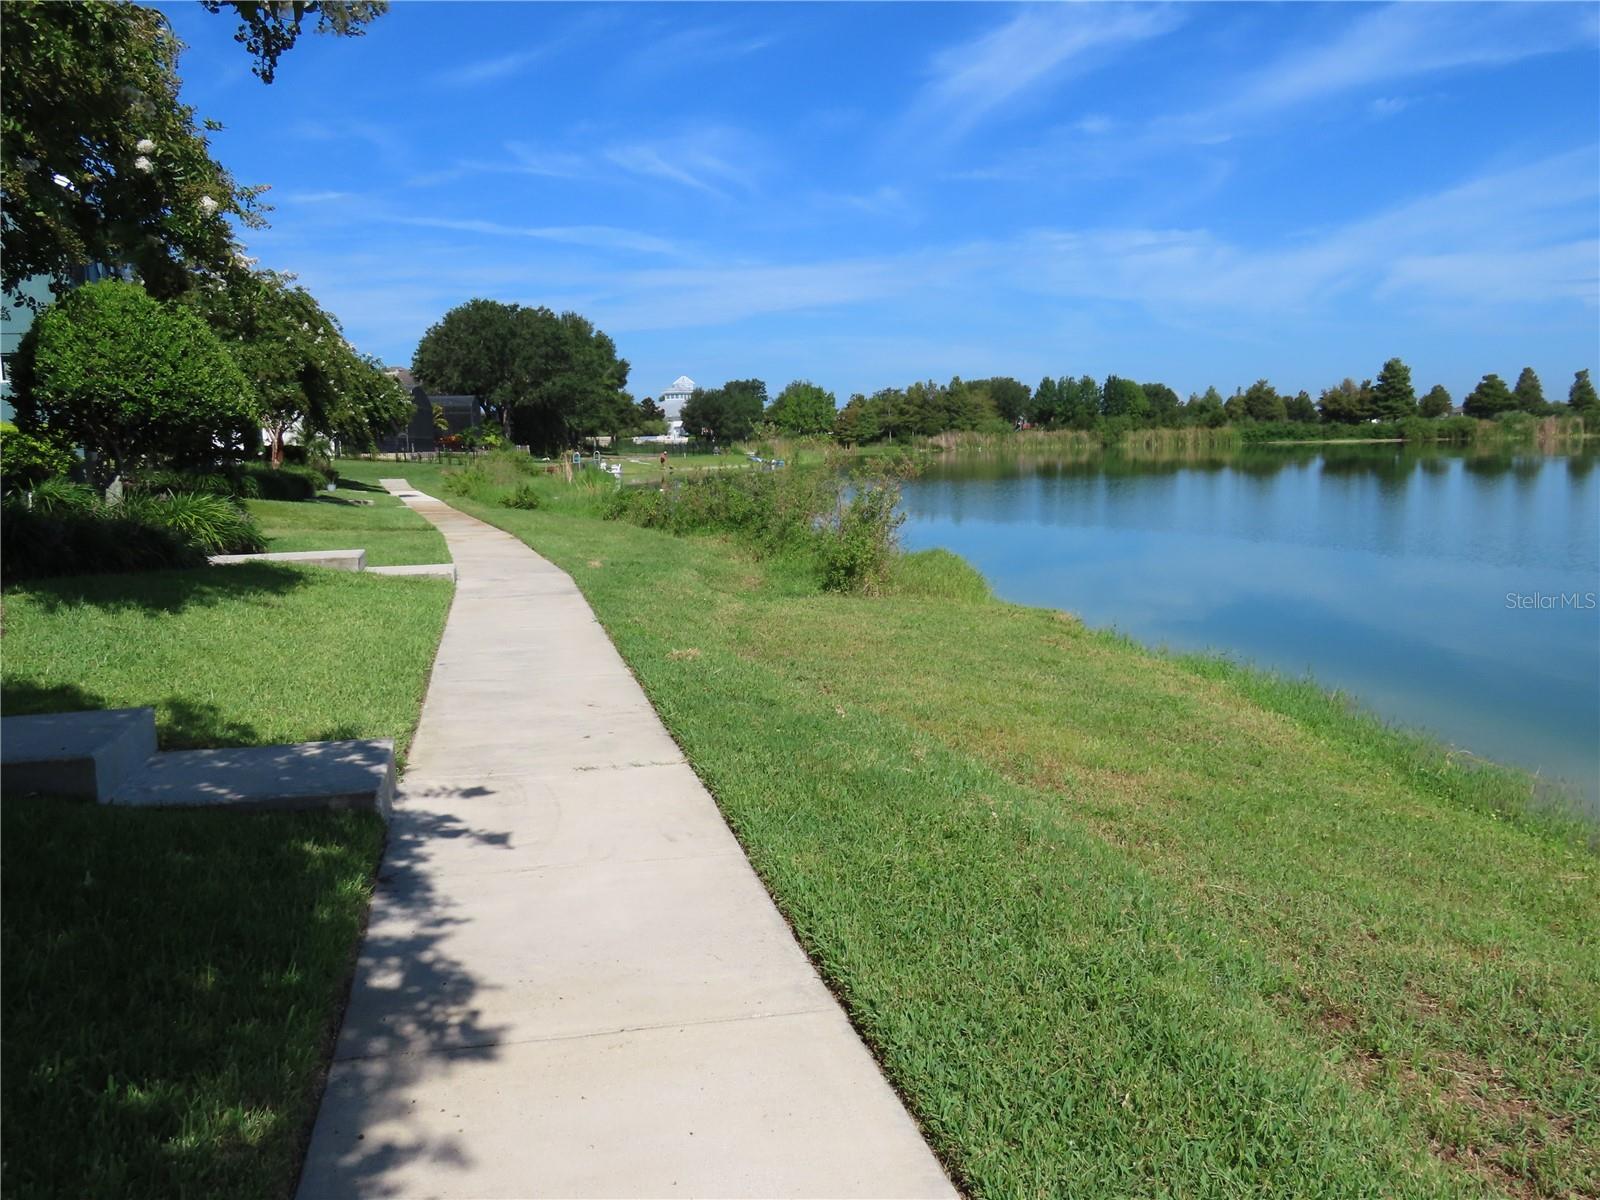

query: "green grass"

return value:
[1, 797, 383, 1200]
[396, 468, 1598, 1200]
[1, 563, 451, 761]
[1, 556, 453, 1198]
[245, 474, 448, 566]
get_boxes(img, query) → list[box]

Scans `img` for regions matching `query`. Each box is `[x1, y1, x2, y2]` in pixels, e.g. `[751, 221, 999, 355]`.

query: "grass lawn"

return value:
[2, 564, 450, 760]
[246, 473, 448, 566]
[1, 797, 382, 1200]
[396, 467, 1598, 1200]
[1, 557, 451, 1198]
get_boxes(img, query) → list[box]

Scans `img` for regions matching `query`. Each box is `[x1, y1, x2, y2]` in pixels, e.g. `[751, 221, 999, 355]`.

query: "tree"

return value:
[1184, 387, 1226, 427]
[1462, 373, 1516, 419]
[1, 1, 267, 299]
[1512, 367, 1546, 414]
[1239, 379, 1287, 423]
[766, 380, 837, 436]
[682, 380, 765, 443]
[1419, 385, 1452, 418]
[413, 300, 630, 452]
[1101, 375, 1149, 420]
[1371, 357, 1416, 421]
[188, 268, 406, 464]
[1284, 390, 1318, 423]
[200, 1, 387, 83]
[1142, 382, 1182, 427]
[1031, 376, 1060, 425]
[1568, 370, 1598, 417]
[970, 377, 1031, 425]
[1318, 378, 1373, 424]
[833, 393, 880, 445]
[1058, 376, 1101, 428]
[638, 396, 664, 423]
[412, 299, 522, 436]
[11, 279, 257, 489]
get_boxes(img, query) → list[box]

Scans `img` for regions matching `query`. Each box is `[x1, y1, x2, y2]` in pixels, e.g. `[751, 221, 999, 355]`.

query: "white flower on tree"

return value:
[199, 195, 219, 216]
[133, 156, 153, 173]
[135, 138, 156, 154]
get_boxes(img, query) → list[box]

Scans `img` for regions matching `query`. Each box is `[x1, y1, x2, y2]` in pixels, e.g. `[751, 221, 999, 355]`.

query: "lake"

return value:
[899, 442, 1600, 814]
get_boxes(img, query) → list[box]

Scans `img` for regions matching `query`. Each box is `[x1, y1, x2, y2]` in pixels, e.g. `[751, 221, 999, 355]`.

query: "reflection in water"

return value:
[901, 443, 1600, 812]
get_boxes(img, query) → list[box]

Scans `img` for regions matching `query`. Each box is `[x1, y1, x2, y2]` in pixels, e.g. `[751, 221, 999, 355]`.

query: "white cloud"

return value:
[432, 48, 551, 88]
[391, 216, 684, 258]
[910, 5, 1182, 140]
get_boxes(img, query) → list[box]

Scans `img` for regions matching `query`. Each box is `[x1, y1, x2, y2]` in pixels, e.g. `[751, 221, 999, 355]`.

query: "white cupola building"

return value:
[660, 375, 696, 420]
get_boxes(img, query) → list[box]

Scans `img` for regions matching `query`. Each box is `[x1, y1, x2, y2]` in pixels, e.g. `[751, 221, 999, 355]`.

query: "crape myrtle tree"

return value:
[188, 268, 409, 464]
[1, 1, 264, 299]
[11, 279, 257, 489]
[1, 0, 384, 300]
[1463, 373, 1516, 419]
[1569, 370, 1598, 417]
[765, 380, 838, 436]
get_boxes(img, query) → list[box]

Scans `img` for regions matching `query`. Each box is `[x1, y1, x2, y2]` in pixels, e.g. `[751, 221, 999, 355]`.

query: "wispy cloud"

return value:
[1178, 3, 1596, 140]
[391, 216, 684, 258]
[603, 130, 760, 198]
[431, 47, 552, 88]
[909, 4, 1182, 141]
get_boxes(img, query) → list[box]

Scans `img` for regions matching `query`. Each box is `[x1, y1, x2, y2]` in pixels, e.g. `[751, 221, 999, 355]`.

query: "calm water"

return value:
[899, 444, 1600, 812]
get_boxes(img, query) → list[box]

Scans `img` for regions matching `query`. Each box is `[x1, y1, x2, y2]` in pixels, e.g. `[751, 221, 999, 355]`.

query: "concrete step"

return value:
[111, 739, 396, 818]
[209, 549, 366, 571]
[1, 707, 158, 803]
[366, 562, 456, 579]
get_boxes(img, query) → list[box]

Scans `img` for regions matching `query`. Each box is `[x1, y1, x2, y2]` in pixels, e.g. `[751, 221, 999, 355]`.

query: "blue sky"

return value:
[158, 1, 1599, 405]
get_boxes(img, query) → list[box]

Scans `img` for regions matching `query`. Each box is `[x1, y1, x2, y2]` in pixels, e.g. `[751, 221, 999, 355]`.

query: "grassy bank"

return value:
[246, 472, 449, 566]
[370, 455, 1599, 1199]
[1, 504, 453, 1198]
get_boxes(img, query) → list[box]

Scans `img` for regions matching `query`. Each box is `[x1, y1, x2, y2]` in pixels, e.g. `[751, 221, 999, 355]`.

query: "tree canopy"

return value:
[187, 269, 408, 461]
[1462, 374, 1516, 419]
[12, 279, 257, 488]
[411, 299, 631, 452]
[682, 379, 767, 443]
[765, 380, 838, 436]
[1512, 367, 1546, 414]
[1, 0, 266, 299]
[1419, 385, 1453, 418]
[199, 1, 387, 83]
[1370, 358, 1416, 421]
[1569, 370, 1598, 416]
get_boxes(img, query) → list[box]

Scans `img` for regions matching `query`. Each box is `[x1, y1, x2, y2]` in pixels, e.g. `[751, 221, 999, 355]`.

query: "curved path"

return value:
[297, 482, 954, 1199]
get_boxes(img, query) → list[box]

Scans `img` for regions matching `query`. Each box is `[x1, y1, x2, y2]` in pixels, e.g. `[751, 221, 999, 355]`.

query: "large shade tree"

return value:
[681, 379, 766, 443]
[412, 299, 630, 453]
[765, 380, 837, 436]
[11, 279, 257, 488]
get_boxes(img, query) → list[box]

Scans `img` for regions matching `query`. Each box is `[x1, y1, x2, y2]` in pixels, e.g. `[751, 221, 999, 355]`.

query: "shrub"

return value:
[820, 480, 904, 594]
[501, 482, 542, 510]
[22, 477, 101, 516]
[1, 502, 204, 582]
[0, 421, 75, 490]
[122, 492, 265, 554]
[9, 280, 259, 489]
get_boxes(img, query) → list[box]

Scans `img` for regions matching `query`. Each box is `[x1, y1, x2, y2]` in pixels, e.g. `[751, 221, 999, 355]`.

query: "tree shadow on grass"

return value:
[8, 562, 313, 615]
[333, 478, 387, 495]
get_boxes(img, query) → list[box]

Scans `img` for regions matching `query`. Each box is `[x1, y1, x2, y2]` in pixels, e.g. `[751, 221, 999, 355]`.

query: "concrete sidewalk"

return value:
[296, 482, 954, 1199]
